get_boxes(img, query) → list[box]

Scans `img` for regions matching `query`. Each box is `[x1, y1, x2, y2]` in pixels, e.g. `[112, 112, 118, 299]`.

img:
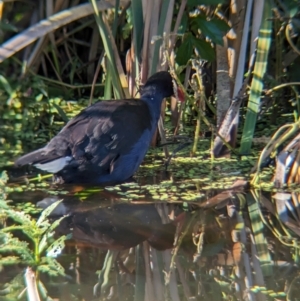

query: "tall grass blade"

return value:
[104, 67, 113, 100]
[130, 0, 143, 91]
[240, 0, 272, 153]
[112, 0, 120, 36]
[131, 0, 143, 56]
[150, 0, 172, 75]
[104, 13, 130, 97]
[104, 0, 120, 100]
[90, 0, 124, 99]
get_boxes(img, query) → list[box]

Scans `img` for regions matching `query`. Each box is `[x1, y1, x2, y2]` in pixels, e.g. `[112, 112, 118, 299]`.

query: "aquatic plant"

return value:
[0, 171, 71, 300]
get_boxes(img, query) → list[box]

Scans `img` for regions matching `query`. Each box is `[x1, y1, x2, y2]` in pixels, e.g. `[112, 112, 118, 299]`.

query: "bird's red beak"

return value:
[172, 76, 185, 102]
[177, 87, 185, 102]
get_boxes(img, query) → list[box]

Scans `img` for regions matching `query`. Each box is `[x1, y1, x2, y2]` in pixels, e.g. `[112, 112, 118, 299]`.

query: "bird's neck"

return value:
[140, 87, 164, 124]
[141, 95, 163, 125]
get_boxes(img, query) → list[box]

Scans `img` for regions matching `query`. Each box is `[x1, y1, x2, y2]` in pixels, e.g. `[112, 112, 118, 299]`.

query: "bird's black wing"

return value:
[15, 99, 152, 177]
[50, 100, 151, 171]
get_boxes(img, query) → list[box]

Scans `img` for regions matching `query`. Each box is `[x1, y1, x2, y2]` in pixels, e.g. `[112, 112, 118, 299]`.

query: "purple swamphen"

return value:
[15, 71, 184, 184]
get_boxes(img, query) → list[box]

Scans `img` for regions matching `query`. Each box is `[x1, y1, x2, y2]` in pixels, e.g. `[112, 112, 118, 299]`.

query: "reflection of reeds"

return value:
[94, 250, 118, 296]
[247, 191, 272, 301]
[88, 192, 299, 300]
[4, 187, 300, 300]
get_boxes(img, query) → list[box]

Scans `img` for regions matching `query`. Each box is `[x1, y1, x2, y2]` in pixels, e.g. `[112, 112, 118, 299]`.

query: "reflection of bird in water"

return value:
[39, 197, 185, 251]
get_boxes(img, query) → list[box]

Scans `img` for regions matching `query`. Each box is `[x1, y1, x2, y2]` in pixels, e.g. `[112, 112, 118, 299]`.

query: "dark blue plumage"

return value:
[15, 71, 183, 184]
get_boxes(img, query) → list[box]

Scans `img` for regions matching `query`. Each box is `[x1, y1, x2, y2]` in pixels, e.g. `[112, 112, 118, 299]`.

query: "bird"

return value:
[15, 71, 184, 184]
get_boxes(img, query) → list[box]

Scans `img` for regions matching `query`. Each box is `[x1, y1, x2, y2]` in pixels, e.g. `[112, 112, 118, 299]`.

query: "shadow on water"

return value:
[2, 179, 300, 301]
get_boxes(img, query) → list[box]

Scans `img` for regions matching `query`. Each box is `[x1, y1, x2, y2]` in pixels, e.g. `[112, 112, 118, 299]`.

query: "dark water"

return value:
[1, 175, 300, 301]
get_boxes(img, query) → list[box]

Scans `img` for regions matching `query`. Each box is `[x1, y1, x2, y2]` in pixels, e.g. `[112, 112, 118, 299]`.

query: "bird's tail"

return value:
[15, 148, 72, 173]
[15, 148, 46, 166]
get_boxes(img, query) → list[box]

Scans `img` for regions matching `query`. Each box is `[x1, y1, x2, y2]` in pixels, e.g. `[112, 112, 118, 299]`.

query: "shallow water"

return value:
[1, 173, 300, 301]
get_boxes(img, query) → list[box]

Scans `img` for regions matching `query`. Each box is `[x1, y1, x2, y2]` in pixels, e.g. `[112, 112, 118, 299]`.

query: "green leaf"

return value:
[5, 210, 33, 228]
[210, 18, 231, 33]
[39, 215, 68, 254]
[283, 0, 300, 18]
[0, 75, 13, 95]
[0, 170, 9, 184]
[39, 257, 66, 276]
[0, 256, 21, 265]
[0, 21, 18, 32]
[191, 15, 229, 45]
[193, 37, 215, 61]
[46, 234, 72, 258]
[51, 103, 69, 123]
[178, 13, 188, 35]
[0, 234, 33, 263]
[176, 34, 194, 65]
[176, 34, 215, 65]
[36, 199, 63, 228]
[38, 231, 55, 255]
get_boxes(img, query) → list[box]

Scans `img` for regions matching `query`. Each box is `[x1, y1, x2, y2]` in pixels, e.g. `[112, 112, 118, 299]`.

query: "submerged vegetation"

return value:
[1, 0, 300, 300]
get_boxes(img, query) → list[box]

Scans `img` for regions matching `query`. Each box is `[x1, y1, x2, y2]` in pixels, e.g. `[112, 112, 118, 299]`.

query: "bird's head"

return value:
[142, 71, 185, 103]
